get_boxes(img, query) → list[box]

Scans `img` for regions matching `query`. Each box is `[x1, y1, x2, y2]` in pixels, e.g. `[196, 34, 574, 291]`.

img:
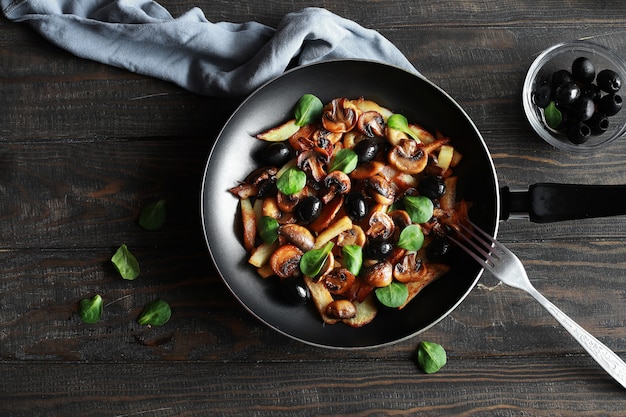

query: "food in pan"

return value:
[229, 95, 470, 327]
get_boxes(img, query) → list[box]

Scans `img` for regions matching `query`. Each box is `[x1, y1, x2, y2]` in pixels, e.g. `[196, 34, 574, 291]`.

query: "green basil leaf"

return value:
[544, 101, 562, 129]
[139, 199, 166, 230]
[397, 224, 425, 251]
[342, 245, 363, 276]
[403, 195, 434, 224]
[258, 216, 279, 244]
[328, 148, 358, 173]
[294, 94, 324, 126]
[137, 299, 171, 327]
[417, 341, 447, 374]
[375, 282, 408, 308]
[387, 113, 418, 141]
[78, 294, 103, 324]
[111, 244, 140, 280]
[300, 242, 334, 277]
[276, 167, 306, 195]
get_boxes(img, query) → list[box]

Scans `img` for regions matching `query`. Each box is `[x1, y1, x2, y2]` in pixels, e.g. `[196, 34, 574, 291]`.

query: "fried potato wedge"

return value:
[399, 263, 450, 309]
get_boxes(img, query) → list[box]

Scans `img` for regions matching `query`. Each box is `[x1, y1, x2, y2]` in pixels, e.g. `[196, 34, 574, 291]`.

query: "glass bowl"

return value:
[522, 40, 626, 152]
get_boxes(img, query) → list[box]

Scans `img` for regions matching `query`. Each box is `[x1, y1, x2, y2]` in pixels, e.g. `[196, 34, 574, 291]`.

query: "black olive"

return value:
[599, 93, 623, 116]
[295, 196, 322, 223]
[551, 69, 574, 90]
[581, 84, 602, 102]
[588, 113, 610, 135]
[353, 138, 379, 163]
[365, 238, 394, 260]
[425, 238, 452, 262]
[572, 57, 595, 84]
[418, 176, 446, 200]
[532, 84, 552, 108]
[554, 82, 581, 106]
[344, 192, 368, 221]
[256, 179, 277, 198]
[597, 69, 622, 93]
[255, 142, 293, 167]
[567, 121, 591, 144]
[278, 278, 310, 305]
[570, 96, 595, 121]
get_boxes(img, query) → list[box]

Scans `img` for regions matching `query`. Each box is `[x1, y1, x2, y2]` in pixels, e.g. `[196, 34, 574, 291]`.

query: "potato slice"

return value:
[314, 216, 353, 249]
[256, 119, 300, 142]
[303, 275, 339, 325]
[399, 263, 450, 309]
[248, 242, 279, 268]
[240, 198, 256, 252]
[437, 144, 455, 173]
[343, 294, 378, 328]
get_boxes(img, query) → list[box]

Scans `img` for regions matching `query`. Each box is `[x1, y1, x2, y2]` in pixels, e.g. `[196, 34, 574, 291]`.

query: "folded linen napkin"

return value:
[2, 0, 417, 96]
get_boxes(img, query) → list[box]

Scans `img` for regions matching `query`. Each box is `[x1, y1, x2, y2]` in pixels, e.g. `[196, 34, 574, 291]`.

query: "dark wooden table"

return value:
[2, 1, 626, 415]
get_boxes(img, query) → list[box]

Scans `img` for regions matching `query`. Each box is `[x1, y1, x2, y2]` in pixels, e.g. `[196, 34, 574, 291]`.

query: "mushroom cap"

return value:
[388, 139, 428, 174]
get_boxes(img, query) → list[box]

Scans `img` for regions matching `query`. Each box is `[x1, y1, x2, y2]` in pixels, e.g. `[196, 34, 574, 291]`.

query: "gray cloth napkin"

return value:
[2, 0, 417, 97]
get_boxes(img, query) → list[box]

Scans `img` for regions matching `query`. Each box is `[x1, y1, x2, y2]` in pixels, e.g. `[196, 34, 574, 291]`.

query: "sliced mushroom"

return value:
[325, 299, 357, 319]
[393, 252, 428, 283]
[388, 139, 428, 174]
[366, 211, 395, 240]
[322, 98, 361, 133]
[350, 160, 385, 180]
[367, 174, 396, 205]
[357, 111, 386, 137]
[297, 150, 327, 182]
[278, 224, 315, 252]
[228, 166, 278, 198]
[337, 224, 366, 247]
[362, 261, 393, 287]
[270, 244, 303, 279]
[288, 123, 317, 152]
[388, 209, 412, 241]
[320, 171, 351, 203]
[277, 191, 300, 213]
[322, 267, 356, 295]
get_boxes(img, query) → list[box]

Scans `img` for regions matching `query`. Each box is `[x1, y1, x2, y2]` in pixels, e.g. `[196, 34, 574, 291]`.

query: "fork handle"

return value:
[527, 287, 626, 389]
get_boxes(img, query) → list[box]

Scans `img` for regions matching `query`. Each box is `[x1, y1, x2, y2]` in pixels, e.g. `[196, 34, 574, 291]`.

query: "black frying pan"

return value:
[200, 59, 625, 349]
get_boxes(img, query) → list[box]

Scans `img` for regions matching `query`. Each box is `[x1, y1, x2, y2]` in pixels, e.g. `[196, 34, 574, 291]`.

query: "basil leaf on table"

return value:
[139, 199, 166, 230]
[78, 294, 103, 324]
[417, 341, 447, 374]
[137, 299, 172, 326]
[111, 244, 140, 280]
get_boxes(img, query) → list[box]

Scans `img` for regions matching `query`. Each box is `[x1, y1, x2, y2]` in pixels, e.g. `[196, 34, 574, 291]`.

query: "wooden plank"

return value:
[1, 357, 625, 416]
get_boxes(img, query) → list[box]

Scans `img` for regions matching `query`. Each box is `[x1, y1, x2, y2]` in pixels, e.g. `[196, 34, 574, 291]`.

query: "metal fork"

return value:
[451, 221, 626, 389]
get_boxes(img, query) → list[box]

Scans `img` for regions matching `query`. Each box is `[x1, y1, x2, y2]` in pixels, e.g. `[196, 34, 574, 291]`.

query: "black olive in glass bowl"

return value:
[597, 69, 622, 93]
[523, 40, 626, 152]
[572, 56, 596, 84]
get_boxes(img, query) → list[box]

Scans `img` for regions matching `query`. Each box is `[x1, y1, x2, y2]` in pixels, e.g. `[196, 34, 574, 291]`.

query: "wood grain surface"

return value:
[2, 1, 626, 416]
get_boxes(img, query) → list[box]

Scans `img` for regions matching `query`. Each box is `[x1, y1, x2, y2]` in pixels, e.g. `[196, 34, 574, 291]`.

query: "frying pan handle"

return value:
[501, 183, 626, 223]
